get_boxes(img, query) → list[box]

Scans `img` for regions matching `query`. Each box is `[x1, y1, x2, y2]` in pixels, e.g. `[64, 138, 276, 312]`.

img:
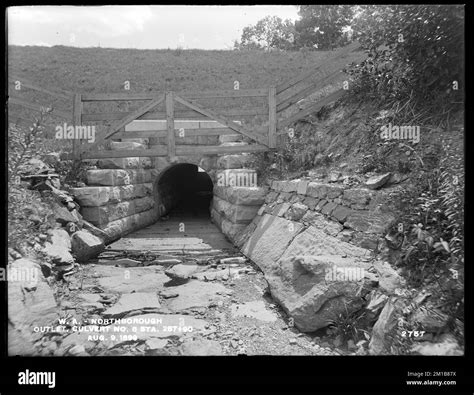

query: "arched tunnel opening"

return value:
[155, 163, 214, 219]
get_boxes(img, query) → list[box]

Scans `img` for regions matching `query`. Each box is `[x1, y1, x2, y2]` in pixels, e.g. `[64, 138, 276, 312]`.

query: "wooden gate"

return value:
[75, 87, 278, 161]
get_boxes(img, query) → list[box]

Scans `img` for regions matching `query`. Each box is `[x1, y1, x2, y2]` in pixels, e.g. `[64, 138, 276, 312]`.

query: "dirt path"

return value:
[47, 211, 341, 356]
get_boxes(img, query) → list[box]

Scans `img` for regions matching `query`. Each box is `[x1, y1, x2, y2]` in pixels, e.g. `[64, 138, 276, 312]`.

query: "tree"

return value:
[234, 16, 296, 51]
[295, 5, 353, 50]
[348, 5, 464, 101]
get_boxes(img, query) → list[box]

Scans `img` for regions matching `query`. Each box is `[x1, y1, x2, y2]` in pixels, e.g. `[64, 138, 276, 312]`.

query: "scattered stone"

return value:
[347, 339, 357, 351]
[165, 264, 198, 281]
[152, 259, 182, 265]
[104, 292, 161, 317]
[373, 261, 404, 294]
[369, 296, 406, 355]
[285, 202, 308, 221]
[333, 335, 343, 348]
[230, 301, 278, 322]
[43, 228, 75, 265]
[411, 308, 449, 333]
[68, 345, 89, 356]
[165, 280, 228, 312]
[99, 258, 141, 267]
[96, 266, 169, 293]
[77, 293, 102, 304]
[411, 334, 463, 356]
[220, 257, 246, 265]
[181, 339, 223, 356]
[53, 203, 78, 225]
[328, 171, 341, 183]
[8, 259, 58, 354]
[366, 290, 389, 318]
[159, 289, 179, 299]
[146, 338, 168, 350]
[365, 173, 391, 190]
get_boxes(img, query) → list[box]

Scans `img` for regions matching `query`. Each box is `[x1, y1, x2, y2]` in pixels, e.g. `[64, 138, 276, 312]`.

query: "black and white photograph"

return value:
[3, 3, 468, 391]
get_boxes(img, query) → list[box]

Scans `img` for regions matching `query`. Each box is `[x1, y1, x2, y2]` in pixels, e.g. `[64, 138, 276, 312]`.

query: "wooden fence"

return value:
[8, 74, 73, 125]
[8, 41, 365, 161]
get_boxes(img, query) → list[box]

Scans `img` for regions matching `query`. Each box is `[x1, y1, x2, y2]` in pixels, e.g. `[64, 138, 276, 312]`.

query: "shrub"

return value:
[348, 5, 464, 104]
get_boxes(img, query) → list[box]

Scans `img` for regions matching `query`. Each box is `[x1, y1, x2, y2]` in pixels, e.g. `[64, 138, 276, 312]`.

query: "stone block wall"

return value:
[255, 179, 397, 251]
[210, 183, 267, 241]
[71, 141, 158, 242]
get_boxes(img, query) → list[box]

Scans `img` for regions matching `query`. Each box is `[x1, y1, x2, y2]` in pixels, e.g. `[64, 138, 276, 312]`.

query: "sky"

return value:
[7, 5, 300, 50]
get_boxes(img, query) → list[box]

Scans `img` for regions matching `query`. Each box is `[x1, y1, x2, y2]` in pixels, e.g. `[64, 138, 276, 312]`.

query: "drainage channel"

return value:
[53, 206, 339, 356]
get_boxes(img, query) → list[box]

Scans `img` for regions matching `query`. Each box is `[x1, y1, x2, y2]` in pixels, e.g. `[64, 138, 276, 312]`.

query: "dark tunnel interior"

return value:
[156, 163, 214, 218]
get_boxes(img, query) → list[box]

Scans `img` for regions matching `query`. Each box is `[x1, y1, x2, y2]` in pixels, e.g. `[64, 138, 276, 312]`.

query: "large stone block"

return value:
[199, 156, 218, 170]
[297, 180, 310, 195]
[307, 182, 329, 199]
[284, 202, 308, 221]
[211, 196, 259, 224]
[8, 258, 58, 353]
[331, 205, 353, 223]
[97, 157, 152, 170]
[242, 214, 304, 273]
[86, 169, 153, 186]
[278, 226, 370, 264]
[301, 211, 343, 237]
[216, 154, 252, 169]
[43, 228, 74, 265]
[211, 209, 247, 243]
[213, 185, 267, 206]
[369, 296, 406, 355]
[266, 255, 372, 332]
[272, 180, 284, 192]
[265, 191, 279, 204]
[234, 215, 262, 249]
[326, 185, 345, 199]
[100, 208, 158, 242]
[344, 211, 395, 234]
[221, 218, 248, 242]
[302, 196, 319, 210]
[81, 197, 155, 226]
[280, 180, 299, 193]
[273, 202, 291, 217]
[342, 188, 374, 208]
[71, 183, 153, 206]
[320, 201, 338, 216]
[71, 230, 105, 262]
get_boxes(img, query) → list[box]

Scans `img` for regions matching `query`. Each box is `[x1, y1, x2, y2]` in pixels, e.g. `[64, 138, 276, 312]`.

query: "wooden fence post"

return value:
[72, 94, 82, 160]
[166, 91, 176, 159]
[268, 86, 277, 148]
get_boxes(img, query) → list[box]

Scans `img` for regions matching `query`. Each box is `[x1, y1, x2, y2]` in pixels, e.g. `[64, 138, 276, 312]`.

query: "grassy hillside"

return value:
[8, 45, 362, 146]
[8, 45, 357, 95]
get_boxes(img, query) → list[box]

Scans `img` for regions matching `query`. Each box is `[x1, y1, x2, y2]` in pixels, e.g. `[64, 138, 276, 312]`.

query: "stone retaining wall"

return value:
[226, 178, 401, 333]
[71, 141, 159, 242]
